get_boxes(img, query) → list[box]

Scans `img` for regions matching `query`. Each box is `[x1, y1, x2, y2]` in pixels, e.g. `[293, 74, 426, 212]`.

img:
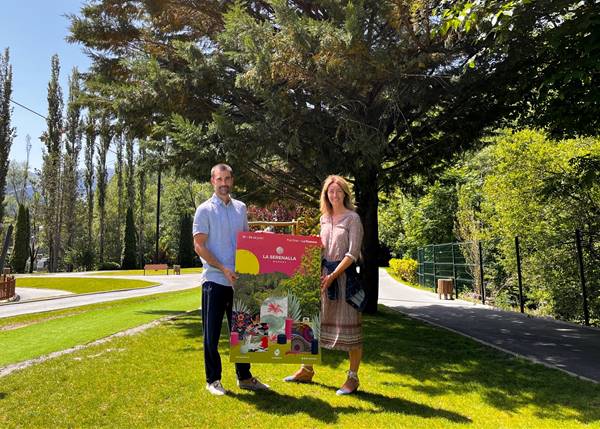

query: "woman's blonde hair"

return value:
[320, 175, 355, 215]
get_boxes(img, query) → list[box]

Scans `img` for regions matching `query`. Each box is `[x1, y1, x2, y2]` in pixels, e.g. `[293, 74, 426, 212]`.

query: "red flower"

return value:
[267, 302, 283, 314]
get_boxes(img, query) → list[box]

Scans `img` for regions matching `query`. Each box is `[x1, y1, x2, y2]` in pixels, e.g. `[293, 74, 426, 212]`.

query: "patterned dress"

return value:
[320, 210, 364, 351]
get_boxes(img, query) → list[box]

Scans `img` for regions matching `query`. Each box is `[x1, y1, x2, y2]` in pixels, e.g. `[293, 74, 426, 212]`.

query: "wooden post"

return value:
[437, 278, 454, 300]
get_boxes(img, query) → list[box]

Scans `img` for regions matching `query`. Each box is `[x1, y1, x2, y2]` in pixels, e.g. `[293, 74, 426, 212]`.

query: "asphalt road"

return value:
[379, 268, 600, 383]
[0, 273, 201, 319]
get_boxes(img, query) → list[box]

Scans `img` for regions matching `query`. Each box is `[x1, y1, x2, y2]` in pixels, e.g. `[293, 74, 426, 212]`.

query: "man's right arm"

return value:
[194, 233, 238, 285]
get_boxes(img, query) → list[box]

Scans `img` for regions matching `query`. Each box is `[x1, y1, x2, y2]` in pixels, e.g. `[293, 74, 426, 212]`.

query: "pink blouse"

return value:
[320, 211, 363, 263]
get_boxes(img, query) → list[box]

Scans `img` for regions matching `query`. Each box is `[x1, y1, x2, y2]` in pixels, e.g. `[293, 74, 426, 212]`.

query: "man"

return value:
[193, 163, 269, 396]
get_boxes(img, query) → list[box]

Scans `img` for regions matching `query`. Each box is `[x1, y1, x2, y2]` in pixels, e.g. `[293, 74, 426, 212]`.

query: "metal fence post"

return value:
[432, 244, 437, 291]
[478, 241, 485, 304]
[451, 243, 458, 299]
[417, 248, 423, 286]
[575, 229, 590, 326]
[515, 236, 524, 313]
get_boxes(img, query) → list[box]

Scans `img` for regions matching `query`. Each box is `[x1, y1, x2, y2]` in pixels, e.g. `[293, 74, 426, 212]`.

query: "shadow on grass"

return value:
[230, 388, 470, 425]
[359, 305, 600, 424]
[0, 392, 6, 400]
[148, 306, 600, 424]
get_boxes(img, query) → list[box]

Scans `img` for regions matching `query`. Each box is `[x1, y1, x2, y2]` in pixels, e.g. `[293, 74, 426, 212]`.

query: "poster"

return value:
[230, 232, 322, 364]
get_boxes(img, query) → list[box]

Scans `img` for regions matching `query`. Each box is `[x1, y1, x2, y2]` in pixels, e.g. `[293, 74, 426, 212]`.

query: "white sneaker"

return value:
[206, 380, 226, 396]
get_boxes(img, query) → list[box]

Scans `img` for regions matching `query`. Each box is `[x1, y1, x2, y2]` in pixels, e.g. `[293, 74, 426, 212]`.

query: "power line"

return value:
[9, 98, 119, 157]
[9, 98, 46, 120]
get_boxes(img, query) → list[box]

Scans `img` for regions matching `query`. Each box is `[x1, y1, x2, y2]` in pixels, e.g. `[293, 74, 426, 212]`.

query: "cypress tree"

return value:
[177, 213, 194, 268]
[121, 206, 137, 269]
[10, 204, 30, 273]
[41, 54, 64, 272]
[96, 115, 111, 264]
[0, 48, 15, 225]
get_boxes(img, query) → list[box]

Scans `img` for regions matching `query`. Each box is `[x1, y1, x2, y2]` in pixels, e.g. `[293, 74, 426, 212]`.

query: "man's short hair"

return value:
[210, 163, 233, 178]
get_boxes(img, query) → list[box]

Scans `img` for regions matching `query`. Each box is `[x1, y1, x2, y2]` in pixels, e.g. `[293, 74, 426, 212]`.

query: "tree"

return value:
[177, 213, 194, 268]
[121, 206, 137, 269]
[10, 204, 29, 273]
[136, 145, 147, 266]
[96, 114, 111, 264]
[41, 54, 64, 272]
[83, 115, 95, 243]
[69, 0, 598, 312]
[0, 48, 15, 225]
[115, 131, 124, 254]
[63, 67, 83, 270]
[125, 134, 135, 210]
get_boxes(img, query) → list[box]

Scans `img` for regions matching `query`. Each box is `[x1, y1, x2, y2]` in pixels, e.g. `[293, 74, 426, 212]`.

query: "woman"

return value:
[284, 175, 364, 395]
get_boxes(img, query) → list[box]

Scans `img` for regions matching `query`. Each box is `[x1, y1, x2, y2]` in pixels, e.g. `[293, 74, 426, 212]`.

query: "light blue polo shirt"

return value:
[193, 194, 249, 286]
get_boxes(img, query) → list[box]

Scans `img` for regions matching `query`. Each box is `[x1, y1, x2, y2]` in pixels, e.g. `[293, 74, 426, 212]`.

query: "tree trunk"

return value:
[354, 166, 379, 314]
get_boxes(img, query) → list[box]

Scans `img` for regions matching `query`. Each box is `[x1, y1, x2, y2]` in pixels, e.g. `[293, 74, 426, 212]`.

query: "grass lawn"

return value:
[15, 277, 158, 294]
[92, 267, 203, 276]
[0, 288, 200, 366]
[1, 305, 599, 428]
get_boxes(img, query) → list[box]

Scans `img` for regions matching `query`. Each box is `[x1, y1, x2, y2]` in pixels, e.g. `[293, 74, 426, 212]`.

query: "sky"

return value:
[1, 1, 111, 170]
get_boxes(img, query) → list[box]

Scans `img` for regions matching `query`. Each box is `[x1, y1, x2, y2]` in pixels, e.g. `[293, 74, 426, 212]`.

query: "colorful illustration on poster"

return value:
[230, 232, 322, 364]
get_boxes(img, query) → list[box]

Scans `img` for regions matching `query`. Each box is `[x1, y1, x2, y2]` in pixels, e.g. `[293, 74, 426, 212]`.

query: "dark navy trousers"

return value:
[202, 281, 252, 384]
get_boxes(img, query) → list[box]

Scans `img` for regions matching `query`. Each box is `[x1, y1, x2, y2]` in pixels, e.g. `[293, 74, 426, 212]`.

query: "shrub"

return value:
[389, 258, 418, 284]
[98, 261, 121, 271]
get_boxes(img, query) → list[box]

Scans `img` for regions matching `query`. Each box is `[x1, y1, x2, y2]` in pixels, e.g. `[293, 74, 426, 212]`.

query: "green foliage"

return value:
[482, 129, 600, 321]
[234, 272, 289, 314]
[121, 207, 138, 269]
[98, 261, 121, 271]
[379, 180, 458, 258]
[10, 204, 29, 273]
[389, 258, 418, 284]
[382, 128, 599, 323]
[177, 213, 194, 268]
[278, 246, 322, 317]
[64, 239, 95, 272]
[0, 48, 15, 225]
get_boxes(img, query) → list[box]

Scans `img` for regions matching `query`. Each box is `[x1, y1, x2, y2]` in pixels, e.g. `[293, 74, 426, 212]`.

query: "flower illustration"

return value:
[267, 302, 284, 314]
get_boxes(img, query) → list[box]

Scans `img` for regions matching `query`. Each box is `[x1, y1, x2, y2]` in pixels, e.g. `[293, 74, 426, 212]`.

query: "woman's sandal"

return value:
[336, 370, 359, 395]
[283, 366, 314, 383]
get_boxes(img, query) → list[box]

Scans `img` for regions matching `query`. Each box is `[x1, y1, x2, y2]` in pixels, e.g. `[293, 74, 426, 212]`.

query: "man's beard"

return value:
[217, 186, 230, 195]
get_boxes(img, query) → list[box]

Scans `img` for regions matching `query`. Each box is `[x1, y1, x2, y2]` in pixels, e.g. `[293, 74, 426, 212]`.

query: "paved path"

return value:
[378, 268, 600, 383]
[0, 274, 202, 319]
[15, 287, 74, 301]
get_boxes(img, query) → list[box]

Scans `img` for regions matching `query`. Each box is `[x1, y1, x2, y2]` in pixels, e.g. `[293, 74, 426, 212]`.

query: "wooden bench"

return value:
[144, 263, 169, 275]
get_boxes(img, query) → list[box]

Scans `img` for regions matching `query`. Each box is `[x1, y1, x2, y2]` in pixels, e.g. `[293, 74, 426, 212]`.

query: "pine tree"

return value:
[10, 204, 29, 273]
[121, 206, 137, 269]
[0, 48, 15, 225]
[177, 213, 194, 268]
[41, 54, 64, 272]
